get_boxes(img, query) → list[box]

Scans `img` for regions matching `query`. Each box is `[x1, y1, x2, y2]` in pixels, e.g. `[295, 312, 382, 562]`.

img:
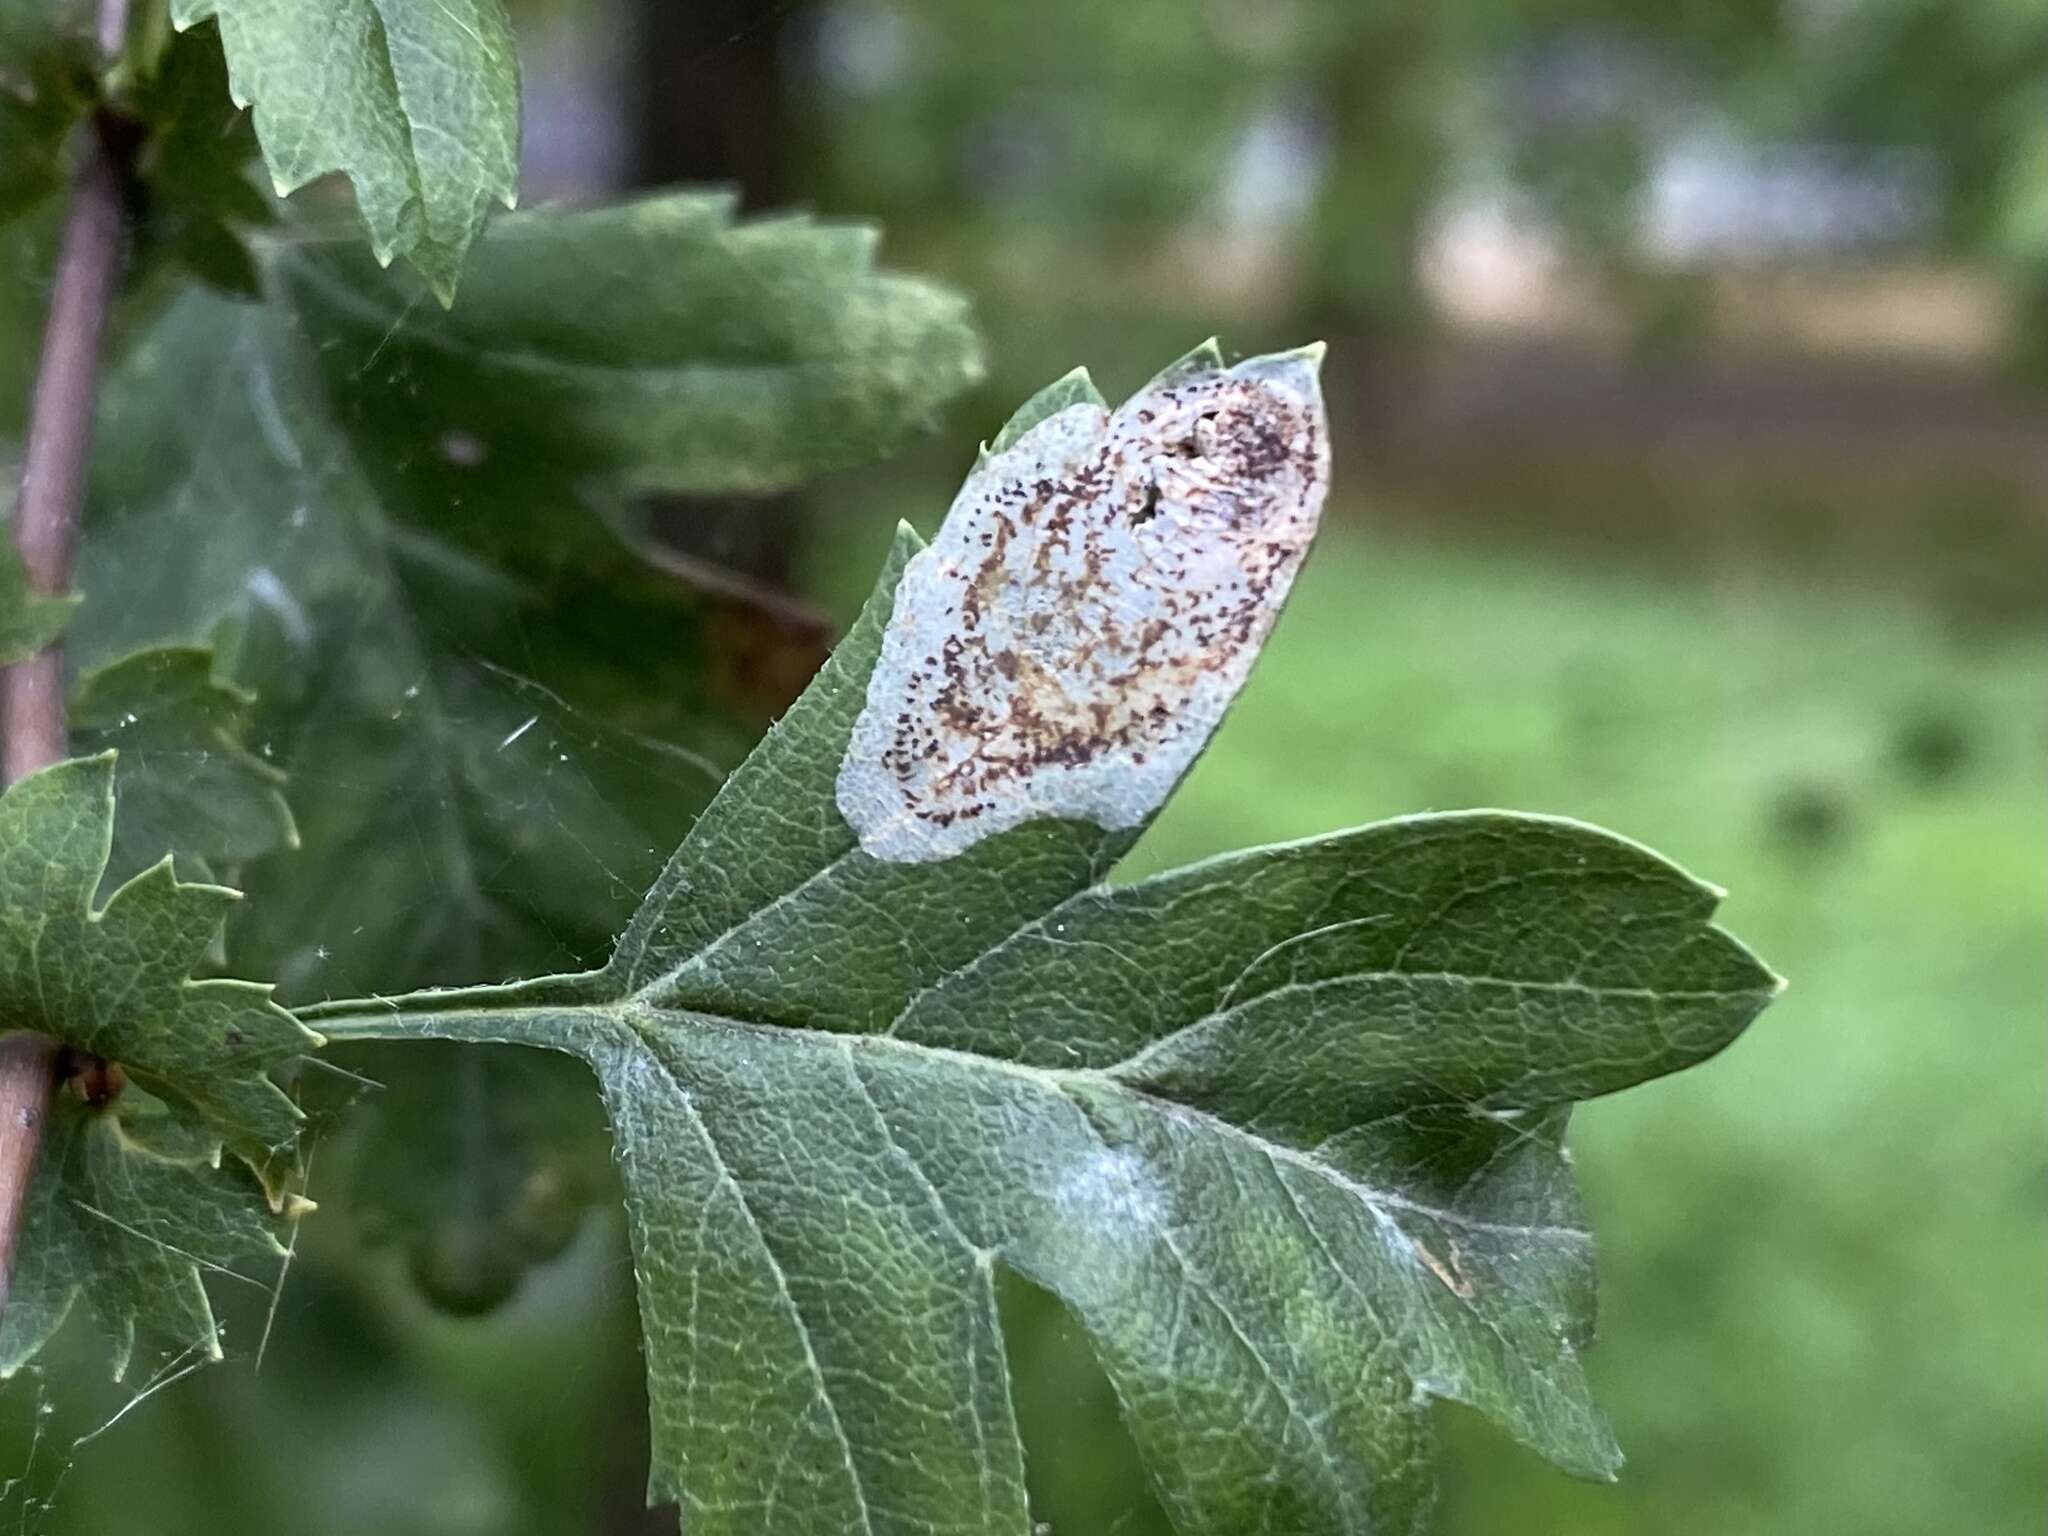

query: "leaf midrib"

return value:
[308, 992, 1608, 1249]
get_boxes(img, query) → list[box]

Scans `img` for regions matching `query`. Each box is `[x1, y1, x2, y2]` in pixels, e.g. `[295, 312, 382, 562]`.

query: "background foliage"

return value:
[0, 0, 2040, 1533]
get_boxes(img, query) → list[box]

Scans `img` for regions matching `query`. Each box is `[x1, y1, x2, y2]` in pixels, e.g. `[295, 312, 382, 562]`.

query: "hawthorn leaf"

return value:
[70, 644, 298, 886]
[170, 0, 519, 300]
[0, 537, 77, 665]
[0, 755, 317, 1202]
[0, 1086, 297, 1379]
[278, 191, 986, 495]
[71, 289, 748, 1006]
[0, 754, 311, 1375]
[309, 347, 1781, 1533]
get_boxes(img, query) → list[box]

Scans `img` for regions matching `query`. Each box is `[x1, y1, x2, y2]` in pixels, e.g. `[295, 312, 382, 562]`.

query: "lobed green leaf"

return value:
[0, 755, 317, 1195]
[309, 348, 1780, 1534]
[0, 1087, 296, 1380]
[0, 755, 312, 1374]
[279, 191, 987, 495]
[75, 288, 749, 1000]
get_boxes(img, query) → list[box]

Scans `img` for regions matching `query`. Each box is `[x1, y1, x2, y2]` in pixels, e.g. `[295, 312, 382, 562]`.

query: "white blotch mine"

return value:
[837, 342, 1331, 861]
[1051, 1147, 1167, 1235]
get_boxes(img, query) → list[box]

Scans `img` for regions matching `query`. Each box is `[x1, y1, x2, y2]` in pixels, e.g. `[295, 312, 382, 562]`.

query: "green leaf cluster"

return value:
[0, 1, 1792, 1521]
[3, 0, 520, 300]
[0, 0, 984, 1338]
[0, 1086, 296, 1380]
[1, 5, 274, 295]
[45, 190, 980, 1336]
[76, 192, 981, 996]
[125, 23, 274, 295]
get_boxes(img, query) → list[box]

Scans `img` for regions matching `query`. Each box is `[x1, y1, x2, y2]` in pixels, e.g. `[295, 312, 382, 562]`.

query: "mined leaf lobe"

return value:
[839, 343, 1329, 862]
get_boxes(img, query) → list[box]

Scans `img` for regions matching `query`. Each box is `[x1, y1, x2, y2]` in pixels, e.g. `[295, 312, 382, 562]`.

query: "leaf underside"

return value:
[311, 380, 1778, 1536]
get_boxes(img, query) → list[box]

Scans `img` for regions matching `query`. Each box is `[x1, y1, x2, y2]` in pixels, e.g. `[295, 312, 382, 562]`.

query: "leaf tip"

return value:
[1136, 335, 1227, 394]
[987, 364, 1109, 454]
[21, 749, 123, 810]
[1231, 341, 1327, 406]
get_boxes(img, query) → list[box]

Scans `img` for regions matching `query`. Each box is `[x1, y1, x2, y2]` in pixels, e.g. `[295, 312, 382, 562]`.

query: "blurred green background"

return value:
[4, 1, 2044, 1532]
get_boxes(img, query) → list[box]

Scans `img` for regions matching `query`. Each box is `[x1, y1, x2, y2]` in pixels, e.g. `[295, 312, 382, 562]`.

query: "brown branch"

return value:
[0, 4, 137, 1312]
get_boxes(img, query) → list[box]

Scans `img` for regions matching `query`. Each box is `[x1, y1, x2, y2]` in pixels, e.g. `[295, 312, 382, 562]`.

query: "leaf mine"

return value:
[838, 343, 1330, 862]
